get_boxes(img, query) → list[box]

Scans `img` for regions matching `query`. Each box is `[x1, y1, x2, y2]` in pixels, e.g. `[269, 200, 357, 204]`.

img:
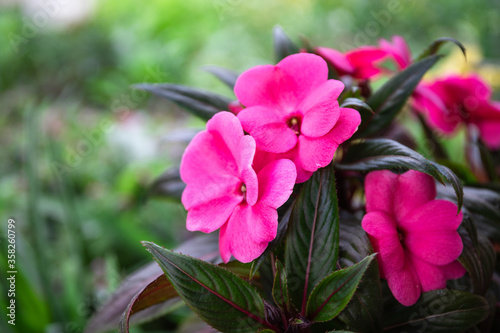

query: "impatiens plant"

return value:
[87, 27, 500, 333]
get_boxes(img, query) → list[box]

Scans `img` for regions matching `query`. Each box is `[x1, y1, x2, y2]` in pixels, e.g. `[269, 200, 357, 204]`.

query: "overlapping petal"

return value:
[362, 170, 464, 306]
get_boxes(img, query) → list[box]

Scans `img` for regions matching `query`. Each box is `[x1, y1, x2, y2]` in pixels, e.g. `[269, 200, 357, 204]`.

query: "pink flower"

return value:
[413, 75, 500, 149]
[234, 53, 361, 182]
[361, 170, 465, 306]
[228, 100, 244, 115]
[379, 35, 412, 70]
[180, 111, 297, 263]
[316, 46, 388, 80]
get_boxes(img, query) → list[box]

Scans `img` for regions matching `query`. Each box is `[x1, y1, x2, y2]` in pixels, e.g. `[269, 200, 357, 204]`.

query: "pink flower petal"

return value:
[474, 101, 500, 149]
[257, 159, 297, 208]
[364, 170, 398, 214]
[225, 204, 269, 263]
[408, 254, 447, 292]
[316, 47, 354, 76]
[297, 108, 360, 172]
[440, 260, 466, 280]
[180, 130, 238, 185]
[393, 170, 436, 221]
[385, 261, 421, 306]
[185, 194, 241, 233]
[299, 80, 343, 138]
[236, 135, 259, 205]
[402, 200, 463, 266]
[379, 36, 411, 70]
[236, 203, 278, 244]
[362, 211, 405, 272]
[234, 53, 327, 111]
[346, 47, 387, 79]
[238, 106, 298, 153]
[219, 223, 231, 263]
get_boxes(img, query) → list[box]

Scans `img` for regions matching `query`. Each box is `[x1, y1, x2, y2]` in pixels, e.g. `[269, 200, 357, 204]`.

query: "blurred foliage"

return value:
[0, 0, 499, 332]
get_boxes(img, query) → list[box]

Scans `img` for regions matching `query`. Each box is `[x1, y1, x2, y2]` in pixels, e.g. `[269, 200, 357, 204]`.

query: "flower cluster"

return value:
[181, 53, 360, 263]
[179, 37, 470, 306]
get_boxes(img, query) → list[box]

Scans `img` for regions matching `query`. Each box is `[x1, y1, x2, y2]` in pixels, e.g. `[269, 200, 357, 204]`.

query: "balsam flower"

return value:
[235, 53, 361, 182]
[361, 170, 465, 306]
[413, 75, 500, 149]
[316, 46, 388, 80]
[180, 111, 296, 263]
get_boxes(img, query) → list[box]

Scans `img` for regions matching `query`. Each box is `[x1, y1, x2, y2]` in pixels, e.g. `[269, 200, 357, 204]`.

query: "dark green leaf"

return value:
[340, 97, 374, 124]
[149, 167, 185, 201]
[202, 65, 239, 90]
[250, 205, 293, 278]
[134, 83, 231, 120]
[337, 138, 463, 210]
[306, 254, 375, 322]
[383, 290, 489, 333]
[272, 260, 290, 313]
[459, 233, 495, 295]
[336, 214, 383, 333]
[416, 37, 466, 61]
[273, 25, 299, 62]
[355, 55, 441, 138]
[439, 186, 500, 242]
[285, 164, 340, 314]
[139, 242, 277, 333]
[87, 234, 221, 333]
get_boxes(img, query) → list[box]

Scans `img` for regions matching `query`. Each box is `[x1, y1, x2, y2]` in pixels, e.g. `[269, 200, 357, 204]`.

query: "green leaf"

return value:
[306, 254, 375, 322]
[416, 37, 466, 61]
[285, 164, 340, 314]
[202, 65, 239, 90]
[340, 97, 374, 127]
[138, 242, 277, 333]
[459, 233, 495, 295]
[337, 138, 463, 210]
[383, 290, 489, 333]
[336, 214, 383, 333]
[355, 55, 441, 138]
[273, 25, 299, 62]
[272, 260, 290, 313]
[134, 83, 231, 120]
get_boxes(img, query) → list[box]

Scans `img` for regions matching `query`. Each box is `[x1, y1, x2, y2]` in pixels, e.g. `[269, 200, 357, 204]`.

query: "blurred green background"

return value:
[1, 0, 499, 332]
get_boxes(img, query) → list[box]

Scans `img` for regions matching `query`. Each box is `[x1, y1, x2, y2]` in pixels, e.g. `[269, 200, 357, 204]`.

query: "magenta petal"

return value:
[403, 201, 463, 266]
[234, 53, 328, 111]
[180, 130, 238, 184]
[297, 134, 339, 172]
[299, 80, 343, 138]
[385, 261, 421, 306]
[238, 204, 278, 244]
[362, 211, 405, 272]
[278, 53, 329, 101]
[475, 101, 500, 149]
[226, 204, 269, 263]
[316, 47, 354, 75]
[206, 111, 248, 165]
[346, 47, 387, 79]
[393, 170, 436, 221]
[219, 223, 231, 263]
[234, 64, 294, 110]
[185, 194, 241, 233]
[440, 260, 466, 280]
[364, 170, 398, 214]
[408, 254, 446, 292]
[297, 108, 360, 172]
[237, 135, 259, 205]
[257, 159, 297, 208]
[238, 106, 298, 153]
[379, 36, 411, 70]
